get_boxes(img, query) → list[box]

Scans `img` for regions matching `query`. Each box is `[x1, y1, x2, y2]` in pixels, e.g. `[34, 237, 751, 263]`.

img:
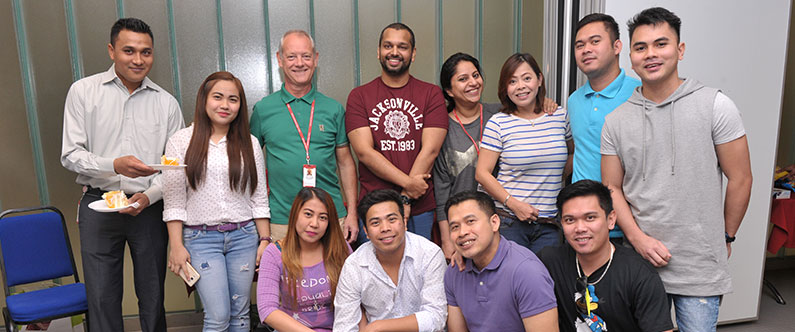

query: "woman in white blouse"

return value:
[163, 71, 271, 331]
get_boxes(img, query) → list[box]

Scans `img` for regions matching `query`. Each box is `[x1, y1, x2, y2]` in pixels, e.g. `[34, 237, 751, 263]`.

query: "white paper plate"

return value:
[88, 200, 140, 213]
[148, 164, 187, 171]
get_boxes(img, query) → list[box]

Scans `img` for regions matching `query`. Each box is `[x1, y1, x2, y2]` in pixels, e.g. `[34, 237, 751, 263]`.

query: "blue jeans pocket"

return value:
[183, 228, 202, 240]
[499, 215, 517, 227]
[238, 221, 258, 235]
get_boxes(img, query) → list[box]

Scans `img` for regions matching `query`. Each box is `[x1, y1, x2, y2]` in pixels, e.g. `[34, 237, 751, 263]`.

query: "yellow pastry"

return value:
[102, 190, 129, 208]
[161, 155, 179, 166]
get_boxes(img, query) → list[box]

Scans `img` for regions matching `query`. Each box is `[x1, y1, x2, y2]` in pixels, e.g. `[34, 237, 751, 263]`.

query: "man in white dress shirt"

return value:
[61, 18, 184, 332]
[334, 189, 447, 332]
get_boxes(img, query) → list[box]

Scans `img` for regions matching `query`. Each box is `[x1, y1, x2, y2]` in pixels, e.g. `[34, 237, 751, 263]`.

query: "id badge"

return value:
[303, 164, 317, 187]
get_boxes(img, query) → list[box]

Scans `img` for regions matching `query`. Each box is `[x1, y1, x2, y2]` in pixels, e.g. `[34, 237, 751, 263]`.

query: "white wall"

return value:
[603, 0, 790, 324]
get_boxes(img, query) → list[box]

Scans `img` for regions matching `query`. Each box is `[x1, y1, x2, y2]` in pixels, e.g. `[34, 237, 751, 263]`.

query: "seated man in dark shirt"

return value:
[539, 180, 673, 332]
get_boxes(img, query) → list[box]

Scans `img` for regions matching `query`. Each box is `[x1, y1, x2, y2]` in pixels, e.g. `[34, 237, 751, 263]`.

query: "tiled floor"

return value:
[125, 311, 203, 332]
[718, 267, 794, 331]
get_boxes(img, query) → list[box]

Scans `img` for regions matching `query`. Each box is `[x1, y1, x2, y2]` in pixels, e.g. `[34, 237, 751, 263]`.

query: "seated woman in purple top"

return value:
[257, 187, 351, 331]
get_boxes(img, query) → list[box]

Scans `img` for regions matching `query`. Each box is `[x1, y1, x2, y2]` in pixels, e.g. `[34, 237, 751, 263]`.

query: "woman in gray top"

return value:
[433, 53, 500, 259]
[434, 53, 559, 259]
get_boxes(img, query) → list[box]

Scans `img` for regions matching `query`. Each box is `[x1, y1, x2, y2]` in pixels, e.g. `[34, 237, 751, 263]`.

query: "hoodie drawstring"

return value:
[642, 99, 648, 181]
[670, 100, 676, 175]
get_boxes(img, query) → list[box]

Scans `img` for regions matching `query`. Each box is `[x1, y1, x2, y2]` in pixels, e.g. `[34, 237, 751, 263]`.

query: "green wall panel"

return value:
[522, 0, 544, 66]
[173, 0, 220, 119]
[74, 0, 117, 78]
[401, 0, 440, 85]
[220, 0, 269, 113]
[23, 0, 76, 211]
[481, 0, 514, 103]
[357, 0, 394, 85]
[441, 0, 477, 76]
[267, 0, 311, 94]
[125, 0, 178, 102]
[1, 0, 38, 212]
[314, 0, 356, 105]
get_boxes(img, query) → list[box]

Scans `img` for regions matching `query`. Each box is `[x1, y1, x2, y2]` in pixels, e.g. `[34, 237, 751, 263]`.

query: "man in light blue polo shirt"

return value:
[569, 13, 640, 183]
[569, 13, 640, 239]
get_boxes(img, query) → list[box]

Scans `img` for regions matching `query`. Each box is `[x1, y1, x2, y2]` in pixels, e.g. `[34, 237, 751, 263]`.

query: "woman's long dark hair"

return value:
[497, 53, 546, 115]
[184, 71, 258, 194]
[439, 52, 483, 112]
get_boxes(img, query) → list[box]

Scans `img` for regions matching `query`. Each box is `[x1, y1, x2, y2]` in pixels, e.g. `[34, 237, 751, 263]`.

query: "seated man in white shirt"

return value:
[334, 189, 447, 332]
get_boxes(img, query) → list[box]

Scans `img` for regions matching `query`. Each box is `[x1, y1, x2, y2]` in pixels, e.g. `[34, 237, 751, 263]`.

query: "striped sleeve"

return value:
[480, 113, 504, 152]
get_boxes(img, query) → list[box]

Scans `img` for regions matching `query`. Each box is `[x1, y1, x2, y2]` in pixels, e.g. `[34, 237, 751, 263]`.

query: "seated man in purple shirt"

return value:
[444, 191, 558, 332]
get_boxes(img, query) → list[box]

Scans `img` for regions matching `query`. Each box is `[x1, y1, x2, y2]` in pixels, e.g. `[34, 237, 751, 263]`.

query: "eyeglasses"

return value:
[575, 275, 590, 314]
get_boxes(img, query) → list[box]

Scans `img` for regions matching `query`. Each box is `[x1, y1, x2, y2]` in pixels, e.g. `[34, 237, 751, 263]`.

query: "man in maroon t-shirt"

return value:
[346, 22, 448, 242]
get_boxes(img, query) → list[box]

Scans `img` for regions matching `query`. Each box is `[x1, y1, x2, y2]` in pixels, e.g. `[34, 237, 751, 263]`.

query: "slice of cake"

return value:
[161, 155, 180, 165]
[102, 190, 129, 209]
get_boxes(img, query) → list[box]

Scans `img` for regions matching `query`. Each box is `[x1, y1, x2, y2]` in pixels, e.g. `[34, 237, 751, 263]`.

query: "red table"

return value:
[768, 197, 795, 253]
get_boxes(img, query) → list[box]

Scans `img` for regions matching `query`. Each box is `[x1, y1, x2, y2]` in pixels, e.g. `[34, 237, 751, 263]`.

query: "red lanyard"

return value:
[453, 104, 483, 154]
[286, 100, 315, 164]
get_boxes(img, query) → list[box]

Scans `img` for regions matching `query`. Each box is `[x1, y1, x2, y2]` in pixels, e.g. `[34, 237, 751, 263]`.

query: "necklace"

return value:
[576, 243, 614, 285]
[528, 113, 545, 127]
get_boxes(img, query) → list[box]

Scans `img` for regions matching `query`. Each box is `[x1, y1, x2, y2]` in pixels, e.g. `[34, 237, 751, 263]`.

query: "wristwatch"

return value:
[260, 236, 273, 243]
[400, 194, 414, 206]
[725, 233, 736, 243]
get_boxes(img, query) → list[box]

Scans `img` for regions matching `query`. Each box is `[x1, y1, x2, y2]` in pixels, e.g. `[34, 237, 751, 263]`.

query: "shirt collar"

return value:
[464, 235, 510, 273]
[360, 232, 419, 268]
[209, 135, 227, 146]
[101, 64, 159, 93]
[402, 232, 421, 262]
[279, 83, 316, 105]
[584, 68, 628, 99]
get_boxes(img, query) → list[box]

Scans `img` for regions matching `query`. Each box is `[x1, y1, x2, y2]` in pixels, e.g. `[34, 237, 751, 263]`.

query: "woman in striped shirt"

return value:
[475, 53, 573, 254]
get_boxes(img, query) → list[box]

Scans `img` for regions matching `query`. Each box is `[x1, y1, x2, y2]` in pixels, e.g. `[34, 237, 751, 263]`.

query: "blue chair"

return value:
[0, 206, 88, 332]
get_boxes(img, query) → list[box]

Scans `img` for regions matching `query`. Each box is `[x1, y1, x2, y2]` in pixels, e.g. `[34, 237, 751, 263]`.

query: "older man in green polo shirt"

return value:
[250, 30, 358, 243]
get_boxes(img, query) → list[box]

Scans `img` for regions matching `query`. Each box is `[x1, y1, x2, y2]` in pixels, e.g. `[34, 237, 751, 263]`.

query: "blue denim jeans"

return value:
[183, 222, 258, 332]
[668, 294, 721, 332]
[499, 215, 560, 254]
[357, 210, 435, 243]
[406, 210, 434, 240]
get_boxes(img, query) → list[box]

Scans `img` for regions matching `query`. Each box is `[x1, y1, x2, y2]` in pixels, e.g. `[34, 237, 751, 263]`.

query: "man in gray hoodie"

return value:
[600, 7, 752, 332]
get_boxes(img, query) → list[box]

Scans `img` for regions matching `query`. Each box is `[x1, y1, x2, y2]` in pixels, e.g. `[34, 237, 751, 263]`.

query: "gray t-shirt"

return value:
[433, 103, 500, 221]
[601, 78, 745, 296]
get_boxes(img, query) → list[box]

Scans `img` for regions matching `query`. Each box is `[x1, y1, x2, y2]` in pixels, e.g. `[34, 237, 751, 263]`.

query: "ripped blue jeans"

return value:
[184, 222, 258, 332]
[668, 294, 722, 332]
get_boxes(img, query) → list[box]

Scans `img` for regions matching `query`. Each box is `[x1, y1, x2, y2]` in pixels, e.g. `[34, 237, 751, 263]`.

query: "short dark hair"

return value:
[445, 191, 496, 218]
[440, 53, 483, 112]
[357, 189, 404, 221]
[627, 7, 681, 42]
[379, 22, 415, 49]
[576, 13, 620, 42]
[110, 18, 153, 46]
[556, 180, 613, 216]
